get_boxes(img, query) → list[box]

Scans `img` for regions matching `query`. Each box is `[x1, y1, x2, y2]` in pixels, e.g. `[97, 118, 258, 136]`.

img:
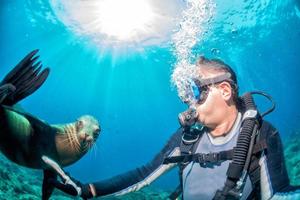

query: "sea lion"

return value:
[0, 50, 101, 199]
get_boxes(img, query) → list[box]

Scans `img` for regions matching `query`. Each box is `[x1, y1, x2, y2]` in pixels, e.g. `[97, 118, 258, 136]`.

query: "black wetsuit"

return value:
[88, 119, 299, 199]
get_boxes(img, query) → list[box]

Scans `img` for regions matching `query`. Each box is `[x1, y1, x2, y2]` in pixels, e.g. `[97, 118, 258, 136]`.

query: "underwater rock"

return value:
[0, 169, 10, 180]
[1, 131, 300, 199]
[0, 154, 39, 199]
[0, 154, 171, 199]
[1, 132, 300, 199]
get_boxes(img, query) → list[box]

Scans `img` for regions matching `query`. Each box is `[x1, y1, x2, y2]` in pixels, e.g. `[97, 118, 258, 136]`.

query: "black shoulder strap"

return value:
[246, 128, 268, 200]
[214, 127, 269, 200]
[168, 126, 205, 200]
[167, 129, 268, 200]
[179, 127, 204, 181]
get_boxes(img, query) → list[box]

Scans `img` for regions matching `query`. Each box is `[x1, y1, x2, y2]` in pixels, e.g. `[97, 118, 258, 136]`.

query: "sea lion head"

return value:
[55, 115, 100, 166]
[75, 115, 100, 151]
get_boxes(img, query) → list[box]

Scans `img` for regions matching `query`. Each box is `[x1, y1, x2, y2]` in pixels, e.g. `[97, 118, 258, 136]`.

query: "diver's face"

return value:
[194, 70, 232, 128]
[195, 85, 225, 126]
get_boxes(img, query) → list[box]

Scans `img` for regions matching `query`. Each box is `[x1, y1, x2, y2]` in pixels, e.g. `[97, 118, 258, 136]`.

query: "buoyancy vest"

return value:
[164, 92, 274, 200]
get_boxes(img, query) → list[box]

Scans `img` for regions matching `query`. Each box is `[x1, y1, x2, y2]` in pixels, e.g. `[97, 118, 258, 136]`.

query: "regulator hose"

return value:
[233, 91, 275, 167]
[232, 93, 257, 166]
[215, 91, 275, 199]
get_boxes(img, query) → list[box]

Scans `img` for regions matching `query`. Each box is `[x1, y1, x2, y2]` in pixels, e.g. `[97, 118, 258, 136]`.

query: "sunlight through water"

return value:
[49, 0, 185, 48]
[95, 0, 154, 40]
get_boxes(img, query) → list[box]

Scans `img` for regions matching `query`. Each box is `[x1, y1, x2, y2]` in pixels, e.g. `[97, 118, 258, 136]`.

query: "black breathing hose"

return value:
[232, 93, 257, 166]
[250, 91, 275, 117]
[233, 91, 276, 166]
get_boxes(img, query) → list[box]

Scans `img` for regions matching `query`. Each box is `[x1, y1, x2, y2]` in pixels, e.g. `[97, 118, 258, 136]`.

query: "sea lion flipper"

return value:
[42, 169, 57, 200]
[13, 67, 50, 103]
[1, 50, 39, 84]
[0, 84, 16, 104]
[0, 50, 50, 106]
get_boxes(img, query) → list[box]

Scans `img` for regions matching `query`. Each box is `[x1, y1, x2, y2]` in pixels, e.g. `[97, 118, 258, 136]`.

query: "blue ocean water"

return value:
[0, 0, 300, 191]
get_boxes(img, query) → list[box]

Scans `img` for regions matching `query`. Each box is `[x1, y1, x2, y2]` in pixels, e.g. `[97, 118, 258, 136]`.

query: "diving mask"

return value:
[178, 72, 234, 128]
[184, 72, 233, 105]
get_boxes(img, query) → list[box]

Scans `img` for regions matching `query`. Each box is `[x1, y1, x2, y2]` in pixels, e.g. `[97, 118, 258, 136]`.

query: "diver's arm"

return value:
[87, 129, 182, 197]
[46, 128, 183, 198]
[258, 122, 300, 200]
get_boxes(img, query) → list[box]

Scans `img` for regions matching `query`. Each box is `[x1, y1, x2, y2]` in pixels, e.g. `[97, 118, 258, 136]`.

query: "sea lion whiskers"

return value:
[67, 131, 79, 150]
[56, 123, 82, 154]
[90, 142, 98, 158]
[70, 130, 82, 154]
[70, 124, 81, 148]
[64, 124, 81, 153]
[55, 131, 73, 146]
[56, 134, 72, 145]
[54, 126, 82, 157]
[64, 125, 74, 148]
[81, 141, 93, 152]
[80, 138, 95, 154]
[66, 124, 79, 143]
[53, 116, 100, 164]
[61, 129, 74, 152]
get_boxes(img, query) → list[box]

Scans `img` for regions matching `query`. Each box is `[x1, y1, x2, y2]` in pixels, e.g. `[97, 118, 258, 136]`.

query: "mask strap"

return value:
[198, 73, 232, 87]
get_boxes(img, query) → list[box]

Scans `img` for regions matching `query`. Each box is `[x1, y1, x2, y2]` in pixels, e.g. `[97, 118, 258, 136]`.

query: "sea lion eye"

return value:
[76, 120, 84, 129]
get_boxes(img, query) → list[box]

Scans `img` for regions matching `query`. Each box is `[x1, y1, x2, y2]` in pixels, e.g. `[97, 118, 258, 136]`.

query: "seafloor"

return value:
[0, 154, 171, 200]
[0, 131, 299, 199]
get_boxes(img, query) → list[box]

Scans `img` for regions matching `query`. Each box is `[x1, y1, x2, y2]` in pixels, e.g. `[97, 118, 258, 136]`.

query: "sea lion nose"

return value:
[79, 133, 87, 140]
[86, 136, 93, 142]
[80, 133, 93, 143]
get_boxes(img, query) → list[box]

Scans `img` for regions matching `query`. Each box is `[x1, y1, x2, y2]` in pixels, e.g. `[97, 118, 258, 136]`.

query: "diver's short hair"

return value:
[196, 56, 239, 104]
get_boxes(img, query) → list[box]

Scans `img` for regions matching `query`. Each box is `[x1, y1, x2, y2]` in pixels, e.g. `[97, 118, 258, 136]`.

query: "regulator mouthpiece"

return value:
[178, 106, 198, 127]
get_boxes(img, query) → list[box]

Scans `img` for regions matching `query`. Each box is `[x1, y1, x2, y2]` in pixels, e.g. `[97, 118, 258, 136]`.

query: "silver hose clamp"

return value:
[242, 110, 257, 121]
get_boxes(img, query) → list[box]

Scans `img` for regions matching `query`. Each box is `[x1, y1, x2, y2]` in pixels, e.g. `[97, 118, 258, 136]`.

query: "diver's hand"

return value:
[42, 155, 93, 199]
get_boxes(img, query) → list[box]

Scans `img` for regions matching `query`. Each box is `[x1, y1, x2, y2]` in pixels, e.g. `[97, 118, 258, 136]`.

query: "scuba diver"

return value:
[44, 56, 300, 200]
